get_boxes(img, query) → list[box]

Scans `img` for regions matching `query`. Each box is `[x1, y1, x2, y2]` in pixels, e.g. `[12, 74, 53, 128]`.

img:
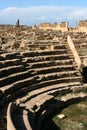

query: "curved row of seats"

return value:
[7, 90, 87, 130]
[0, 39, 82, 130]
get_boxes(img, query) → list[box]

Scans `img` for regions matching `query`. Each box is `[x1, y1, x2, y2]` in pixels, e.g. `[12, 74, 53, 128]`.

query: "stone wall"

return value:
[67, 35, 81, 69]
[38, 22, 69, 32]
[78, 20, 87, 32]
[38, 19, 87, 32]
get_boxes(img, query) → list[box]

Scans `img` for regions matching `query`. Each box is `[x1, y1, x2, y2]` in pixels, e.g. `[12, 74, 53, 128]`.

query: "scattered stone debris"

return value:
[57, 114, 66, 119]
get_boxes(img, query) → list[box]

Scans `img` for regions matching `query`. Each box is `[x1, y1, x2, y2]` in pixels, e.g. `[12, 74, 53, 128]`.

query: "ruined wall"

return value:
[60, 22, 69, 32]
[38, 20, 87, 32]
[38, 22, 69, 32]
[78, 20, 87, 32]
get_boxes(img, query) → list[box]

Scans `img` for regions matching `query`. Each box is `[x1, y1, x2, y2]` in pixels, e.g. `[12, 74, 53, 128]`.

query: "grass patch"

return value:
[53, 101, 87, 130]
[77, 48, 87, 56]
[42, 101, 87, 130]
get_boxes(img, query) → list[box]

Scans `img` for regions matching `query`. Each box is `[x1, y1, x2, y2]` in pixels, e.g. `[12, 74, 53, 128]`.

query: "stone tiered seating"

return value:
[0, 38, 83, 130]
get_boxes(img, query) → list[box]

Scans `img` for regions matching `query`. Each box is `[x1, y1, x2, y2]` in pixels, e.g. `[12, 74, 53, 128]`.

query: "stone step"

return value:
[0, 50, 7, 54]
[28, 41, 60, 44]
[38, 72, 81, 84]
[54, 45, 67, 49]
[28, 44, 66, 48]
[25, 93, 54, 110]
[0, 59, 22, 68]
[19, 94, 53, 112]
[30, 76, 82, 91]
[0, 55, 5, 61]
[42, 70, 81, 80]
[0, 69, 34, 87]
[21, 50, 60, 57]
[27, 40, 60, 43]
[31, 65, 77, 75]
[21, 51, 72, 58]
[0, 65, 26, 78]
[22, 54, 74, 63]
[0, 75, 40, 94]
[28, 59, 76, 69]
[1, 52, 23, 60]
[60, 92, 87, 102]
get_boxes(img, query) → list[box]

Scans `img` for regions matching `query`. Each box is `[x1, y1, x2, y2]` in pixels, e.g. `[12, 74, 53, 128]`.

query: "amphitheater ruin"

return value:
[0, 20, 87, 130]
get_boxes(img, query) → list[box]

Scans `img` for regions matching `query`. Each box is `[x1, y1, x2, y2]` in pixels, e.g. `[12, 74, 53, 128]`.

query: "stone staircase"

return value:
[0, 39, 83, 130]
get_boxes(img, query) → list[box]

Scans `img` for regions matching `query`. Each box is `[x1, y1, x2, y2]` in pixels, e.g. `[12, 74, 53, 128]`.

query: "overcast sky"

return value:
[0, 0, 87, 26]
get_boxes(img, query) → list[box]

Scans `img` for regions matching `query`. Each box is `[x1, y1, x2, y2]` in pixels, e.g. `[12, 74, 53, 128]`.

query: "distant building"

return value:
[15, 19, 20, 27]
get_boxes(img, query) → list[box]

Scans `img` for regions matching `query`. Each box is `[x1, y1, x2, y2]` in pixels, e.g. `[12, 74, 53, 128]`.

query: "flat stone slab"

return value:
[57, 114, 66, 119]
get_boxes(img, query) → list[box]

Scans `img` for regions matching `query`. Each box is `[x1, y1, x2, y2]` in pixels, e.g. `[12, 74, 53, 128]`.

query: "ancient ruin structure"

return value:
[15, 19, 20, 27]
[38, 20, 87, 32]
[0, 20, 87, 130]
[38, 22, 69, 32]
[78, 20, 87, 32]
